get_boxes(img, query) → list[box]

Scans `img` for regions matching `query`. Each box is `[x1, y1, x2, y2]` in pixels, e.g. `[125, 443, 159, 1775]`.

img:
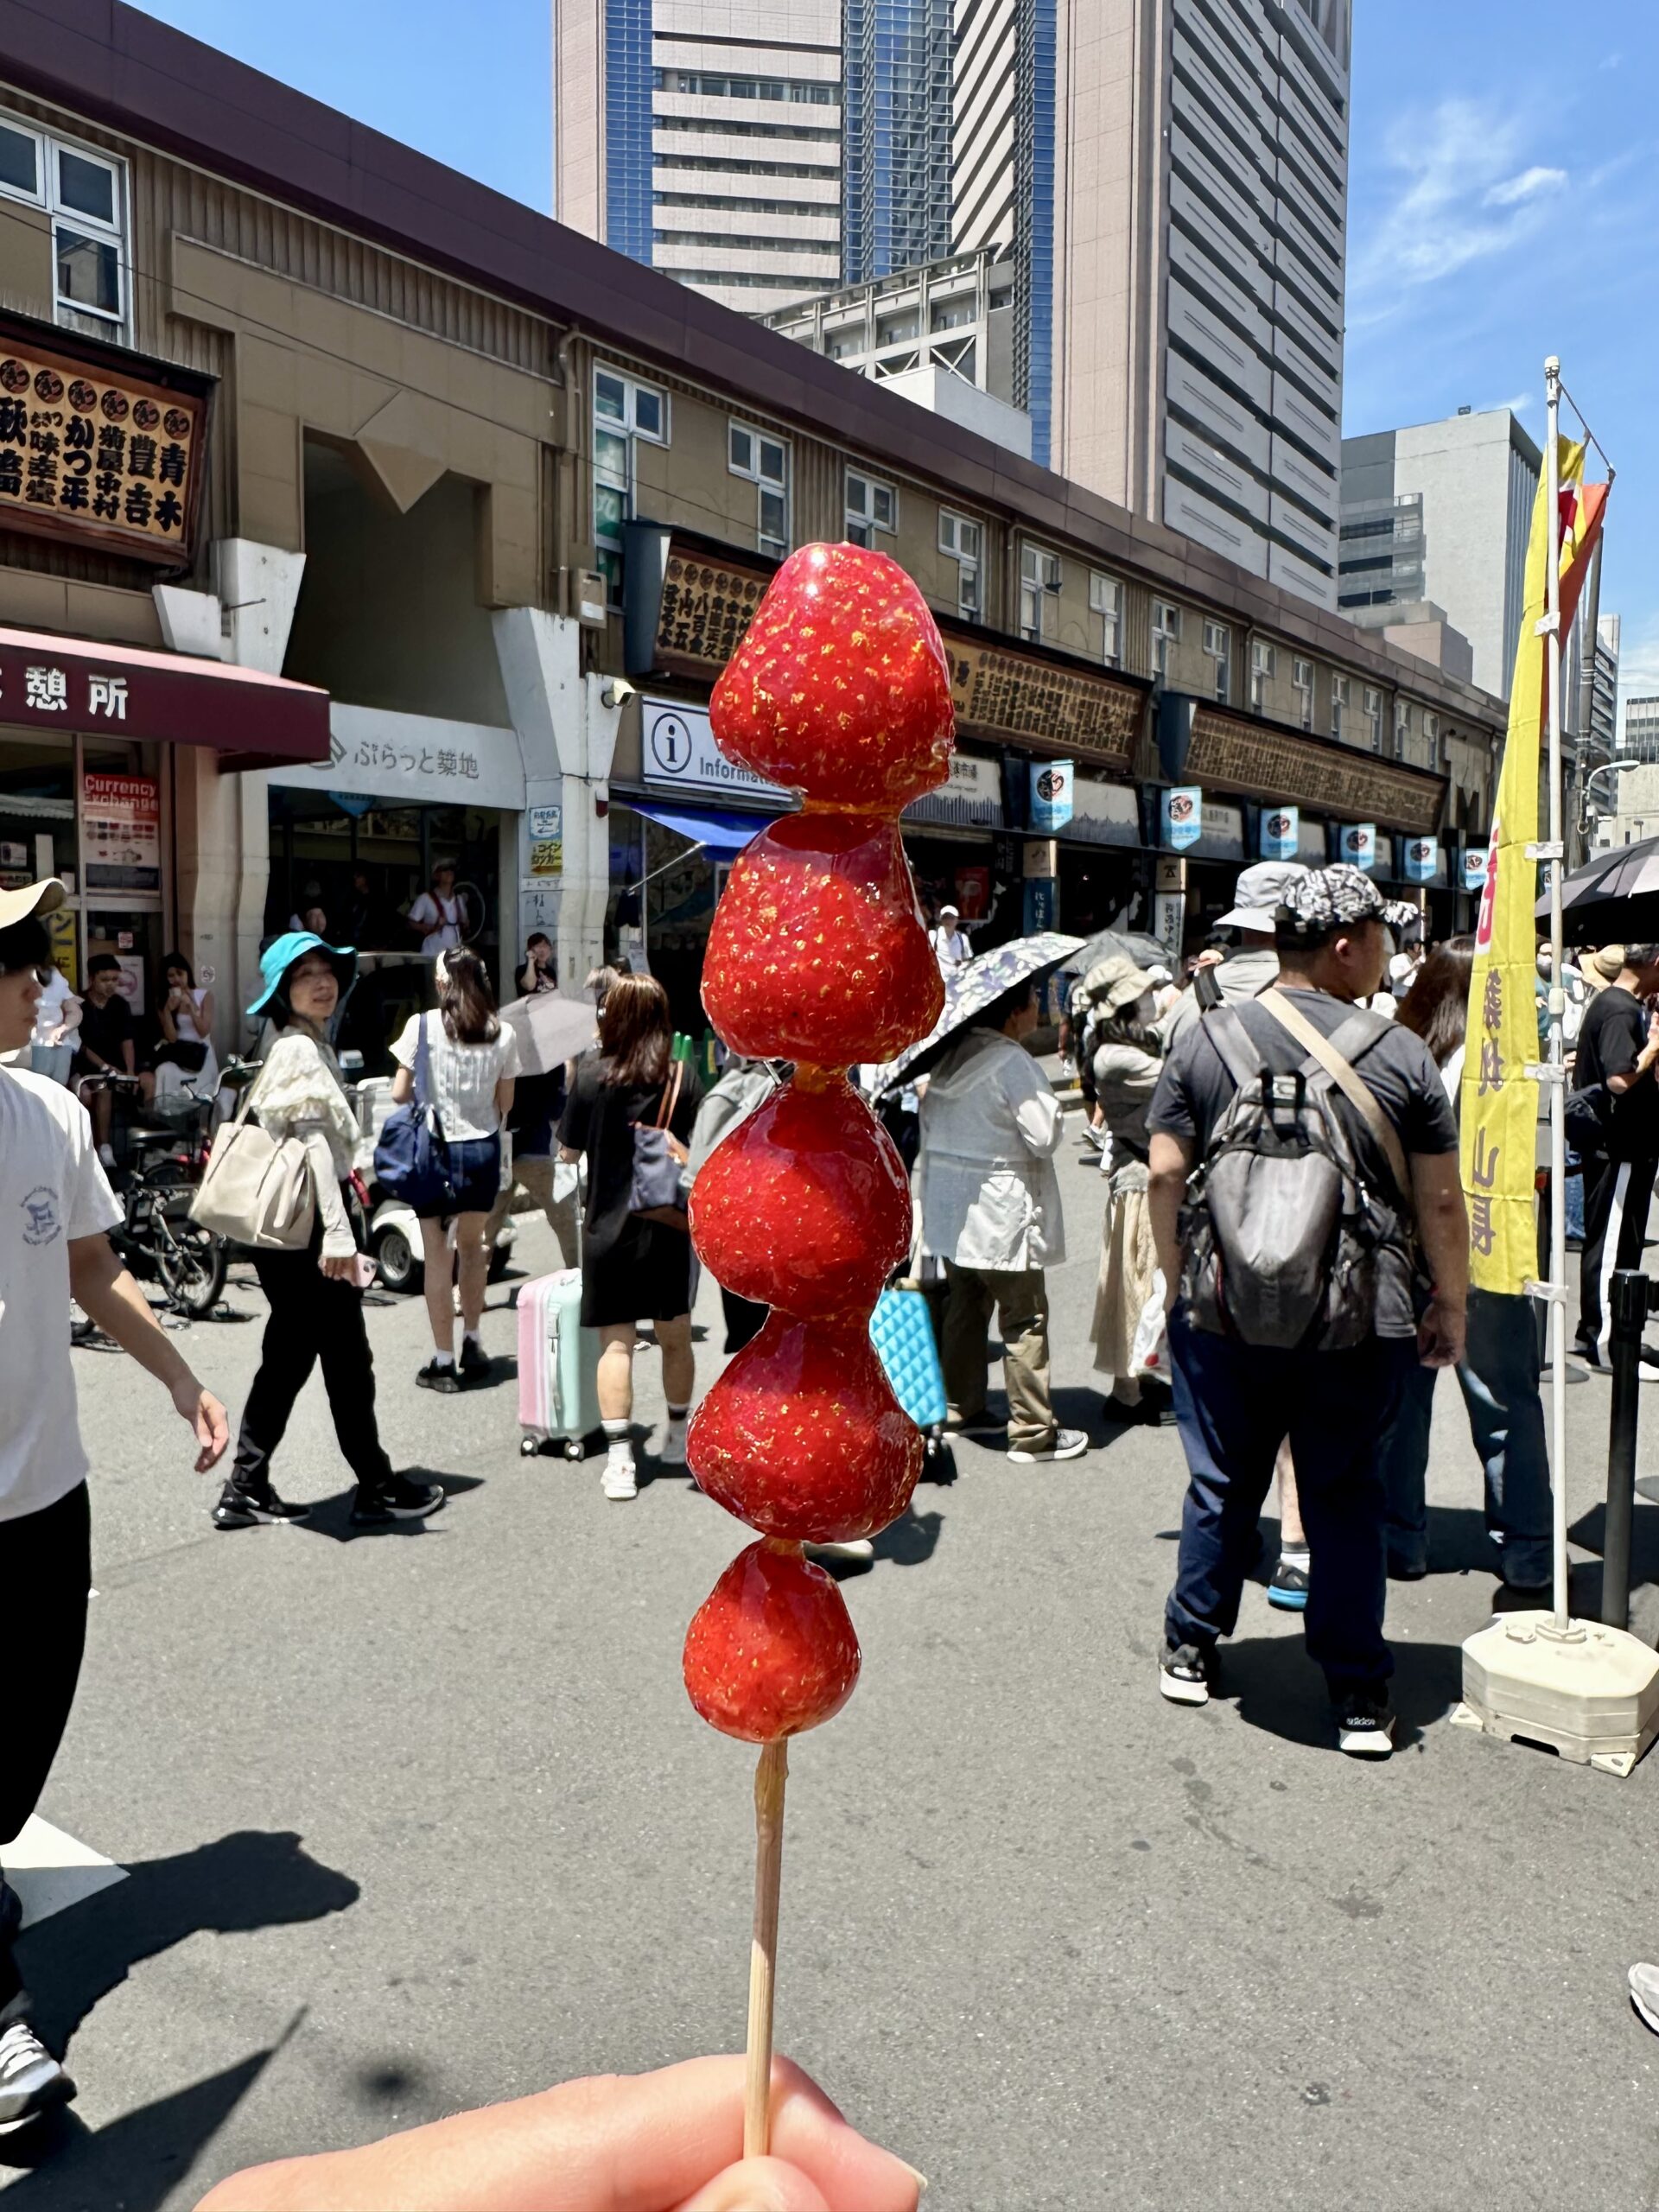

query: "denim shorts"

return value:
[417, 1133, 501, 1218]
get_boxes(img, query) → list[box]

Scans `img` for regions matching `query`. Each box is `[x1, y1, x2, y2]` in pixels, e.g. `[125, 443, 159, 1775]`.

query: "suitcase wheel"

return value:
[520, 1435, 540, 1459]
[564, 1438, 584, 1461]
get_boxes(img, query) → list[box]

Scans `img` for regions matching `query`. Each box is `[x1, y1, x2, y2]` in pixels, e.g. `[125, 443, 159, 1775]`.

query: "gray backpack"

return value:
[1180, 991, 1414, 1352]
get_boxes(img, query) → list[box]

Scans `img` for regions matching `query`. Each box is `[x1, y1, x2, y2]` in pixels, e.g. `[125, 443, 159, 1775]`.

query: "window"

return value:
[1203, 620, 1230, 703]
[0, 118, 128, 333]
[1152, 600, 1182, 678]
[1426, 710, 1443, 766]
[593, 368, 668, 599]
[1293, 657, 1313, 730]
[1363, 685, 1382, 754]
[729, 423, 790, 558]
[939, 510, 982, 620]
[1090, 573, 1122, 666]
[1331, 674, 1350, 741]
[845, 468, 896, 547]
[1250, 640, 1275, 712]
[1020, 543, 1061, 643]
[1394, 700, 1409, 760]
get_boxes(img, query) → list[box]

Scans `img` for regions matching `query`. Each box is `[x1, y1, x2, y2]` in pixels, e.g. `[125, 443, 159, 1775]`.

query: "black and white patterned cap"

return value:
[1275, 861, 1388, 936]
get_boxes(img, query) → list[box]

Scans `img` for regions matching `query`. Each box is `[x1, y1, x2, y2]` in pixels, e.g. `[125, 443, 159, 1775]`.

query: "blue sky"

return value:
[136, 0, 1659, 719]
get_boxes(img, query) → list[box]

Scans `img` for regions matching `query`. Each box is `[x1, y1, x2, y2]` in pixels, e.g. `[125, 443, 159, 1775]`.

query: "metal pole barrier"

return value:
[1603, 1268, 1648, 1630]
[1542, 357, 1571, 1632]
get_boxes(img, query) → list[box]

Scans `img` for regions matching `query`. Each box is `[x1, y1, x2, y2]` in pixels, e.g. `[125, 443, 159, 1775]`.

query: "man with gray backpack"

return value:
[1147, 865, 1469, 1758]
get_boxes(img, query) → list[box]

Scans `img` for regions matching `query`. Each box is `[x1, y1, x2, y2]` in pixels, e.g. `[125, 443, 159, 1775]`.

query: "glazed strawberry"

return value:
[690, 1313, 922, 1542]
[683, 1539, 861, 1743]
[690, 1073, 912, 1316]
[702, 812, 943, 1065]
[710, 543, 954, 809]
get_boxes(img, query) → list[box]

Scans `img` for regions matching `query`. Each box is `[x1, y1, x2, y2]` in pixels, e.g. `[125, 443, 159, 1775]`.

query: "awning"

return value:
[625, 799, 767, 855]
[0, 626, 329, 768]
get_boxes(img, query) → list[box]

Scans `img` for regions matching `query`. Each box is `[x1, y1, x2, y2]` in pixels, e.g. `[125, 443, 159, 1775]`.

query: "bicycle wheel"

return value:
[156, 1205, 227, 1317]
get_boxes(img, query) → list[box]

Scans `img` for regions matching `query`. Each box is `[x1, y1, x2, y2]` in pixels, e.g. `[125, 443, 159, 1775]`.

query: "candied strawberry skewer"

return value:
[683, 543, 956, 2154]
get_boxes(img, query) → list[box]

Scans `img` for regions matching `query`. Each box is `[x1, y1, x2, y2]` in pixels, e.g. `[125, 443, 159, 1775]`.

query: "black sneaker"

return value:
[1159, 1641, 1214, 1707]
[1575, 1335, 1607, 1371]
[1268, 1555, 1310, 1611]
[416, 1359, 461, 1394]
[1334, 1685, 1395, 1759]
[351, 1472, 445, 1525]
[459, 1338, 491, 1384]
[213, 1481, 311, 1529]
[0, 2021, 76, 2133]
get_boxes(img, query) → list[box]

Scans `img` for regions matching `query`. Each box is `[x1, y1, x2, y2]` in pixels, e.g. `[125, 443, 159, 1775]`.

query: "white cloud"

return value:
[1485, 165, 1568, 207]
[1484, 391, 1535, 415]
[1349, 99, 1570, 327]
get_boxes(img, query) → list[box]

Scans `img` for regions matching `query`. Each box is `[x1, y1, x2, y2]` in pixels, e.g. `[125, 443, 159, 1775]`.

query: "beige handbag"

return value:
[189, 1077, 316, 1250]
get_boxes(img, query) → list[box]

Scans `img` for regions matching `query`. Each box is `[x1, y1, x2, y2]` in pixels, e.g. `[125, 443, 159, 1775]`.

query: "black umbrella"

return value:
[1535, 836, 1659, 945]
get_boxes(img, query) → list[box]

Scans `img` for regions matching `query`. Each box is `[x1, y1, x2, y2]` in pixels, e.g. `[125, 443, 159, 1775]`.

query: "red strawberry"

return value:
[689, 1312, 922, 1542]
[683, 1539, 861, 1743]
[690, 1073, 912, 1317]
[710, 543, 955, 809]
[702, 812, 943, 1065]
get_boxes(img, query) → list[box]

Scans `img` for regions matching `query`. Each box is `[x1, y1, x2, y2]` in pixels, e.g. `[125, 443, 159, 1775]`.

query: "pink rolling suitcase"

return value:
[518, 1268, 601, 1460]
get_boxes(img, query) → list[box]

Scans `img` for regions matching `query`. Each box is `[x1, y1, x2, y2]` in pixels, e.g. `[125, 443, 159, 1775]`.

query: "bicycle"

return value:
[78, 1069, 232, 1319]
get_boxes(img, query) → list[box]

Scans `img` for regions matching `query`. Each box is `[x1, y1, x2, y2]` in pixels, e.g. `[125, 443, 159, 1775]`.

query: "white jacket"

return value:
[252, 1032, 360, 1260]
[918, 1029, 1065, 1271]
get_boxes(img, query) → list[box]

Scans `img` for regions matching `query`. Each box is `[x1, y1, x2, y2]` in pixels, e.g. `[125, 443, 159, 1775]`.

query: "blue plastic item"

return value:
[870, 1285, 947, 1449]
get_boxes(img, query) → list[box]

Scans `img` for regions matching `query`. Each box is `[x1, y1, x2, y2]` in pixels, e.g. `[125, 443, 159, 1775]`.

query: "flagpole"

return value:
[1543, 355, 1570, 1634]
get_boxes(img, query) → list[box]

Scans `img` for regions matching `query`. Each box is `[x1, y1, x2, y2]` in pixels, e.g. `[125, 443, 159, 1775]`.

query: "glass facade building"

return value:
[601, 0, 654, 268]
[842, 0, 954, 288]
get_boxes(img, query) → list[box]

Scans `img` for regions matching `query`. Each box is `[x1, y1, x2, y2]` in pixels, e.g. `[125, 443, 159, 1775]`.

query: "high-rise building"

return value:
[554, 0, 845, 315]
[842, 0, 954, 285]
[1623, 696, 1659, 766]
[1339, 408, 1541, 699]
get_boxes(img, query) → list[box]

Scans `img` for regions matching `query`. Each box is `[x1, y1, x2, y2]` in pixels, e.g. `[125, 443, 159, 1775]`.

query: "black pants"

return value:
[1578, 1152, 1659, 1349]
[0, 1482, 92, 2024]
[231, 1246, 394, 1494]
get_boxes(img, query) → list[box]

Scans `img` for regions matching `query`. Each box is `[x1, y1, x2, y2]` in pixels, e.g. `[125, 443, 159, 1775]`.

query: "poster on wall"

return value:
[954, 866, 990, 922]
[1028, 760, 1074, 833]
[1161, 785, 1202, 851]
[1260, 805, 1300, 861]
[82, 772, 160, 893]
[527, 803, 563, 879]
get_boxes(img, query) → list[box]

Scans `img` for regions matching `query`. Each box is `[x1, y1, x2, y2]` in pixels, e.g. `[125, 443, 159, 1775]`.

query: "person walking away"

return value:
[1573, 944, 1659, 1367]
[518, 931, 558, 996]
[931, 904, 969, 971]
[1147, 864, 1468, 1758]
[390, 950, 520, 1391]
[482, 1060, 580, 1277]
[216, 932, 442, 1529]
[146, 950, 217, 1109]
[28, 952, 79, 1084]
[918, 976, 1086, 1463]
[407, 861, 466, 957]
[688, 1055, 779, 1355]
[559, 976, 702, 1497]
[0, 878, 228, 2129]
[1082, 957, 1171, 1425]
[1376, 938, 1553, 1592]
[71, 955, 135, 1167]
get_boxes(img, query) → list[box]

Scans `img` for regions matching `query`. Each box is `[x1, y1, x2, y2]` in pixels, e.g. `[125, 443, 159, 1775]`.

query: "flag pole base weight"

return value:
[1453, 1611, 1659, 1777]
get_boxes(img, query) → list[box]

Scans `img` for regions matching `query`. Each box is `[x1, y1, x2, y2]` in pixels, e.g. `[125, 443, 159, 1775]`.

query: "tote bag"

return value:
[190, 1071, 315, 1250]
[629, 1059, 690, 1230]
[373, 1010, 455, 1211]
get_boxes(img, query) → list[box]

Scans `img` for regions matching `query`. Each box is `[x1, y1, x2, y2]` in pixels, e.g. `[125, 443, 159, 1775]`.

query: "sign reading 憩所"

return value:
[0, 322, 209, 565]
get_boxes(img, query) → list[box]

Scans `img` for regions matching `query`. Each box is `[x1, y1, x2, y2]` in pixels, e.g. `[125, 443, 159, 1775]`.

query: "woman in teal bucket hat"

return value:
[212, 931, 443, 1531]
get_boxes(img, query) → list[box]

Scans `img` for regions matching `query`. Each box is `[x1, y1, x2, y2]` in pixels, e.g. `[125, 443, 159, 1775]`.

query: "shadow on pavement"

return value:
[1217, 1635, 1463, 1754]
[299, 1469, 484, 1543]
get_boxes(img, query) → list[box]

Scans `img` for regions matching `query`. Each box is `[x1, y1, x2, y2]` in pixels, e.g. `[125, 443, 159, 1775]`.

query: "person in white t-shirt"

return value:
[932, 904, 969, 969]
[391, 949, 519, 1389]
[0, 879, 228, 2133]
[29, 957, 79, 1085]
[406, 861, 467, 957]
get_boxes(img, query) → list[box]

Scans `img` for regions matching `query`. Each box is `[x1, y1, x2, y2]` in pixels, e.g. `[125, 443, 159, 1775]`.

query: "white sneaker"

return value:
[1630, 1961, 1659, 2034]
[1007, 1427, 1090, 1465]
[0, 2020, 76, 2133]
[806, 1537, 875, 1562]
[601, 1456, 638, 1501]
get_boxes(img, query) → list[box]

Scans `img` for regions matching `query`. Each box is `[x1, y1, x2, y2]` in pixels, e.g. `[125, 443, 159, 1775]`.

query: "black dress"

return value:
[559, 1055, 704, 1327]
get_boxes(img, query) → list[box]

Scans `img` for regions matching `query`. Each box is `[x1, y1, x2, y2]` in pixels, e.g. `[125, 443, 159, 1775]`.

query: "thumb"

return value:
[671, 2154, 835, 2212]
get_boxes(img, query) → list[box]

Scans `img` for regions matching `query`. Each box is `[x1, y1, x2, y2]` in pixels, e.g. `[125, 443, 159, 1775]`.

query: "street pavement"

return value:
[6, 1135, 1659, 2211]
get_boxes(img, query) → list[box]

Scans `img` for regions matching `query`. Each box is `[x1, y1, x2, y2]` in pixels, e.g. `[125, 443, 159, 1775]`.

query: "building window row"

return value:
[0, 111, 126, 333]
[729, 423, 790, 558]
[652, 117, 842, 143]
[1202, 619, 1230, 703]
[653, 192, 838, 216]
[1020, 543, 1061, 644]
[653, 155, 835, 180]
[1153, 599, 1181, 678]
[938, 509, 981, 620]
[664, 269, 842, 290]
[652, 230, 838, 255]
[593, 366, 669, 600]
[1090, 572, 1122, 668]
[654, 70, 838, 105]
[845, 467, 896, 547]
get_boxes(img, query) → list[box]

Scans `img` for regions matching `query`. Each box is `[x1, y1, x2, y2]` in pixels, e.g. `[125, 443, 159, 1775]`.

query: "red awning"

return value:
[0, 626, 328, 767]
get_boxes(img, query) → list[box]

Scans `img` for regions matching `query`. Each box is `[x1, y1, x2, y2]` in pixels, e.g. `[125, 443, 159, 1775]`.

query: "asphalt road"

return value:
[6, 1135, 1659, 2212]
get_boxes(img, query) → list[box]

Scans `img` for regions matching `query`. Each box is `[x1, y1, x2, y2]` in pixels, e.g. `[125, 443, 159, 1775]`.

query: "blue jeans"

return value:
[1166, 1307, 1415, 1696]
[1379, 1288, 1553, 1588]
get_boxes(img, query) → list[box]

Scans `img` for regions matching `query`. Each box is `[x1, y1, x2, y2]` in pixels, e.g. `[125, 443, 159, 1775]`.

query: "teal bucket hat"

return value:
[247, 930, 358, 1018]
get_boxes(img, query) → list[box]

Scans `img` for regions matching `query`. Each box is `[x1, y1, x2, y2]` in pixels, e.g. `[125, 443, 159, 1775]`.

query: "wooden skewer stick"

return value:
[744, 1736, 790, 2158]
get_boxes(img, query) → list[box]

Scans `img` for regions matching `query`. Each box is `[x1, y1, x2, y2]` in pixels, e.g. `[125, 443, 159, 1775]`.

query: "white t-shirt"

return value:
[392, 1010, 521, 1141]
[933, 926, 969, 968]
[409, 891, 464, 956]
[31, 969, 78, 1048]
[0, 1067, 122, 1523]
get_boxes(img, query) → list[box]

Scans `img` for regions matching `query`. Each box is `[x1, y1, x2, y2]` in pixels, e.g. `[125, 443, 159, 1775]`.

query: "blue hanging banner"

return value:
[1338, 821, 1378, 872]
[1260, 804, 1300, 861]
[1161, 785, 1202, 851]
[1403, 835, 1439, 884]
[1022, 877, 1058, 933]
[1463, 845, 1491, 893]
[1028, 759, 1074, 833]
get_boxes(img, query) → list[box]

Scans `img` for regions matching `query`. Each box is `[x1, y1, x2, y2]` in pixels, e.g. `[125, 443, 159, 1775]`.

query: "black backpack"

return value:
[1180, 991, 1416, 1352]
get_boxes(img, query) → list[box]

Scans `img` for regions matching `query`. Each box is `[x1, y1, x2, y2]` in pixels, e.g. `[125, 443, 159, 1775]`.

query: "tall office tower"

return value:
[842, 0, 954, 285]
[554, 0, 845, 314]
[1624, 697, 1659, 767]
[1340, 408, 1542, 699]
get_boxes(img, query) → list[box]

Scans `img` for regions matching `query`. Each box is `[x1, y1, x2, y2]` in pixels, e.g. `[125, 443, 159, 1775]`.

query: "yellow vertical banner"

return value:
[1460, 439, 1605, 1293]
